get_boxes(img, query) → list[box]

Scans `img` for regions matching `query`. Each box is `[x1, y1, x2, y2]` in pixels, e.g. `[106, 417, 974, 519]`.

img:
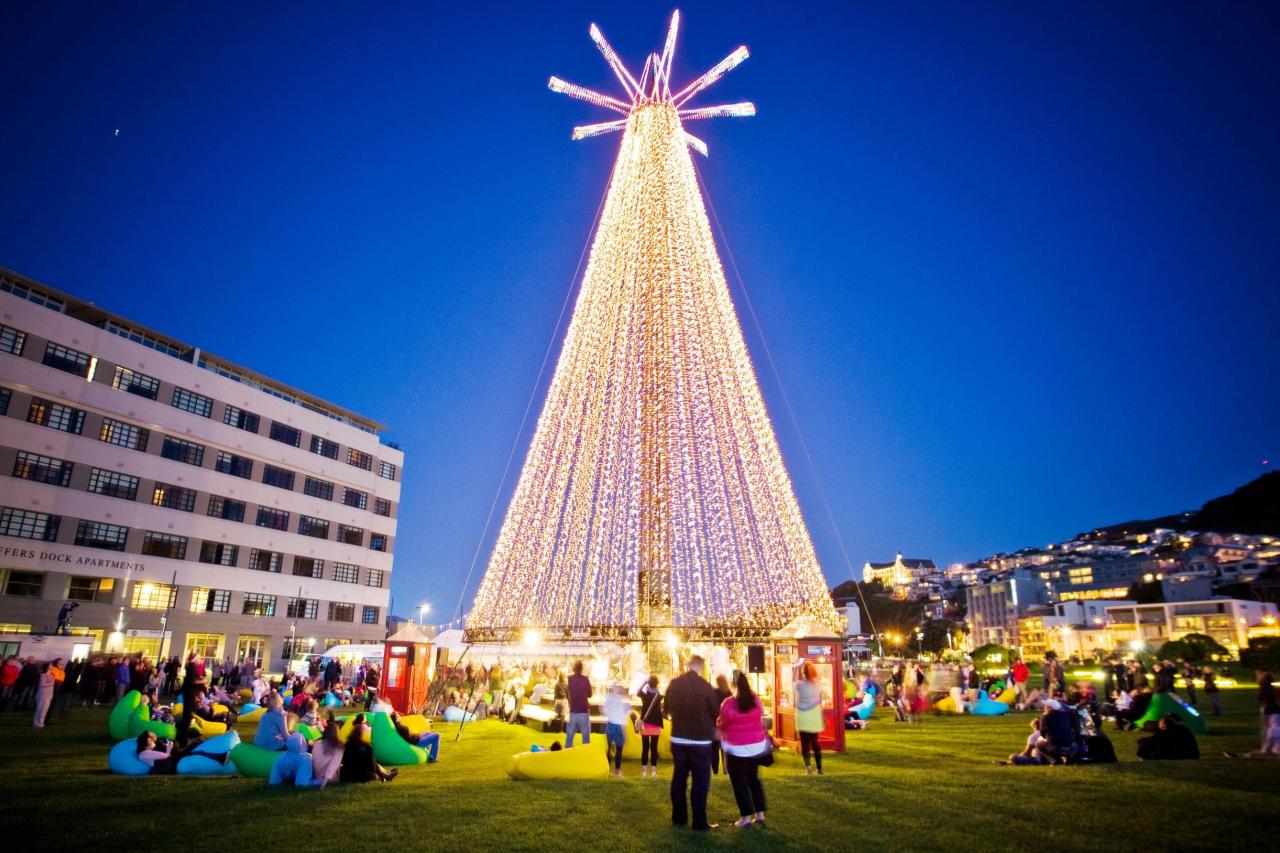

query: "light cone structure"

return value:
[466, 12, 841, 642]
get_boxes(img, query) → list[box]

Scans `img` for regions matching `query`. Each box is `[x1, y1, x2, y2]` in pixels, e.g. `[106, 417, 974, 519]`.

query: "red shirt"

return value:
[0, 662, 19, 686]
[1013, 662, 1029, 684]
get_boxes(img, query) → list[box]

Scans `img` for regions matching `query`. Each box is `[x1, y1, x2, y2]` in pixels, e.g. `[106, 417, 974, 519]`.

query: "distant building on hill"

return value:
[862, 554, 938, 598]
[965, 570, 1047, 649]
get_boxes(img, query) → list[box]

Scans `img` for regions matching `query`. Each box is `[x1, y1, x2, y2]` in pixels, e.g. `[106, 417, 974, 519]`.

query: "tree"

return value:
[970, 643, 1013, 670]
[919, 619, 964, 658]
[1125, 579, 1164, 604]
[1240, 637, 1280, 672]
[1157, 633, 1230, 665]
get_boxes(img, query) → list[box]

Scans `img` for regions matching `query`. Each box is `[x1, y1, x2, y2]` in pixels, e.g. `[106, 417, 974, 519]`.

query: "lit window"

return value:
[347, 449, 372, 471]
[242, 593, 276, 617]
[151, 483, 197, 512]
[99, 418, 149, 451]
[68, 576, 113, 602]
[28, 398, 86, 434]
[131, 582, 177, 610]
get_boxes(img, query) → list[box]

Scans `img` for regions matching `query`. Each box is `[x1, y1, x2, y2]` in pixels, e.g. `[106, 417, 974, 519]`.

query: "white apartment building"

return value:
[1104, 598, 1278, 655]
[0, 269, 403, 670]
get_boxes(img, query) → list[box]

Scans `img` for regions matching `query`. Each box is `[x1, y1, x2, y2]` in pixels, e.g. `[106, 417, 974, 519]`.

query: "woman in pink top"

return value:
[717, 671, 770, 829]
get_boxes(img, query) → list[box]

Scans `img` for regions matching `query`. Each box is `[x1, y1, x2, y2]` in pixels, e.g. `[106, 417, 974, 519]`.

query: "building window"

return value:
[347, 449, 373, 471]
[0, 324, 26, 356]
[298, 515, 330, 539]
[3, 570, 44, 597]
[185, 632, 222, 660]
[341, 488, 368, 510]
[337, 525, 364, 547]
[190, 588, 231, 613]
[366, 568, 384, 588]
[328, 602, 355, 622]
[199, 541, 239, 566]
[303, 477, 334, 501]
[373, 498, 391, 517]
[255, 507, 290, 531]
[87, 469, 139, 501]
[269, 422, 301, 447]
[160, 436, 205, 467]
[242, 593, 276, 617]
[111, 366, 160, 400]
[99, 417, 149, 451]
[332, 563, 359, 584]
[0, 387, 9, 416]
[131, 581, 177, 610]
[151, 483, 198, 512]
[361, 606, 379, 625]
[248, 549, 284, 573]
[0, 508, 60, 542]
[42, 342, 92, 377]
[28, 398, 86, 434]
[68, 575, 114, 602]
[281, 637, 307, 660]
[370, 534, 388, 552]
[293, 557, 324, 579]
[262, 465, 295, 491]
[171, 386, 213, 418]
[310, 436, 339, 459]
[287, 598, 319, 620]
[214, 452, 253, 479]
[141, 531, 188, 560]
[12, 451, 73, 487]
[206, 496, 246, 523]
[378, 461, 397, 481]
[222, 405, 260, 433]
[74, 520, 129, 551]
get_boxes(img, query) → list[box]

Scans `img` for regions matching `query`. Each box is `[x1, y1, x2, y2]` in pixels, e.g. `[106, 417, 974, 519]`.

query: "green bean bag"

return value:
[126, 705, 178, 740]
[228, 742, 284, 778]
[1136, 692, 1207, 734]
[296, 723, 323, 742]
[109, 690, 144, 740]
[370, 712, 427, 765]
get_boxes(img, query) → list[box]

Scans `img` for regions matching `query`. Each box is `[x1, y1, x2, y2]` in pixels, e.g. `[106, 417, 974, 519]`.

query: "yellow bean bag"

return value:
[622, 718, 673, 760]
[238, 689, 252, 701]
[934, 695, 960, 714]
[399, 714, 432, 738]
[190, 716, 228, 737]
[507, 739, 608, 781]
[995, 687, 1018, 705]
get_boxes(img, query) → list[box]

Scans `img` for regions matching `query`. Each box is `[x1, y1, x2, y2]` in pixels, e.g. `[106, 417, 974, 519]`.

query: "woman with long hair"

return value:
[636, 675, 663, 777]
[718, 671, 770, 828]
[794, 661, 824, 775]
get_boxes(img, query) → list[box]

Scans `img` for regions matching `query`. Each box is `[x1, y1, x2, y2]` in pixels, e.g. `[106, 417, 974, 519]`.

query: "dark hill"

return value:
[1082, 472, 1280, 539]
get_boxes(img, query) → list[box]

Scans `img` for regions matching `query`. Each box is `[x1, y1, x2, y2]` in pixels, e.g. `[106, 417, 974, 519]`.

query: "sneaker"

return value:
[733, 818, 754, 829]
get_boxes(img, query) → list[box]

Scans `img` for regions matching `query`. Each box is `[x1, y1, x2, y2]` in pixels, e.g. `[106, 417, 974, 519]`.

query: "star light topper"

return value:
[548, 10, 755, 156]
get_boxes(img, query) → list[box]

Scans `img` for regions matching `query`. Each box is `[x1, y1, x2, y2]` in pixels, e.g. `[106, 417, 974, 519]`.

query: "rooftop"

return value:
[0, 266, 386, 436]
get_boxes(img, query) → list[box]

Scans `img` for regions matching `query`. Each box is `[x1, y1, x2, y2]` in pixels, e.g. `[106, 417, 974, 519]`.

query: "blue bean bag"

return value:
[108, 739, 152, 776]
[237, 704, 265, 724]
[442, 705, 475, 723]
[177, 754, 239, 776]
[972, 690, 1011, 716]
[191, 731, 240, 757]
[321, 693, 342, 707]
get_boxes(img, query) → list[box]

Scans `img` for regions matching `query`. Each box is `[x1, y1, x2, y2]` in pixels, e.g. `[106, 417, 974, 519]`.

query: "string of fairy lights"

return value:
[466, 12, 843, 643]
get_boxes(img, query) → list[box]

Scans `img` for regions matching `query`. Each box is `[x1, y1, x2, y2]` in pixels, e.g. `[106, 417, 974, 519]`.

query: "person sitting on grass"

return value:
[391, 710, 440, 762]
[996, 717, 1047, 765]
[253, 693, 292, 751]
[1037, 695, 1079, 764]
[311, 712, 345, 787]
[1225, 714, 1280, 759]
[193, 685, 235, 727]
[340, 714, 397, 782]
[1137, 714, 1199, 760]
[269, 733, 321, 787]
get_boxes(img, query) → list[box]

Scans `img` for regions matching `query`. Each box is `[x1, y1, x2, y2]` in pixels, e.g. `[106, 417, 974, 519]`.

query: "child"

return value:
[998, 717, 1046, 765]
[603, 683, 632, 778]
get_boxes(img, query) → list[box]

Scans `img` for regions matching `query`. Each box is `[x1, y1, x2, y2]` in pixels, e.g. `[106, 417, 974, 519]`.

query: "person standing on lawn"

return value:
[637, 675, 663, 777]
[565, 660, 592, 747]
[32, 663, 55, 728]
[794, 662, 825, 775]
[712, 674, 732, 776]
[1203, 667, 1221, 716]
[664, 655, 721, 831]
[1012, 657, 1030, 707]
[718, 671, 770, 829]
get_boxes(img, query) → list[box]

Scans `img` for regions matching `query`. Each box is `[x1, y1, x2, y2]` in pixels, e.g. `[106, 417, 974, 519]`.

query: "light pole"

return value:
[916, 630, 924, 659]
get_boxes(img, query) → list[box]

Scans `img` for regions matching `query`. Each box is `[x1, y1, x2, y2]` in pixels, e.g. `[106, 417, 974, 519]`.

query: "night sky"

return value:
[2, 2, 1277, 622]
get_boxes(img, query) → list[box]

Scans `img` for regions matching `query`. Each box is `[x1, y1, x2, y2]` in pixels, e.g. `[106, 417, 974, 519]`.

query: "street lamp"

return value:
[915, 630, 924, 658]
[418, 602, 431, 625]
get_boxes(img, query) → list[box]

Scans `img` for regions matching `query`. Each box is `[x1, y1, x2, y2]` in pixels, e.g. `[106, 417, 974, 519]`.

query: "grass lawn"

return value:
[1, 689, 1278, 852]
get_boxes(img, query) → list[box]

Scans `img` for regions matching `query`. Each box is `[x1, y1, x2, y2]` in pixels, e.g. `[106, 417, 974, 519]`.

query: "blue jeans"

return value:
[670, 743, 713, 829]
[565, 712, 591, 747]
[605, 723, 625, 770]
[417, 731, 440, 762]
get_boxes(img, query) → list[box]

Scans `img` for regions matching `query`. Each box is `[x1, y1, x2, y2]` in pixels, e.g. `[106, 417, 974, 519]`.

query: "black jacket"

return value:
[663, 671, 720, 742]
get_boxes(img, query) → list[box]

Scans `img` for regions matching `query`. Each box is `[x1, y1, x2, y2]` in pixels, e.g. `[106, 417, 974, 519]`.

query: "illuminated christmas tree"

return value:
[467, 12, 842, 642]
